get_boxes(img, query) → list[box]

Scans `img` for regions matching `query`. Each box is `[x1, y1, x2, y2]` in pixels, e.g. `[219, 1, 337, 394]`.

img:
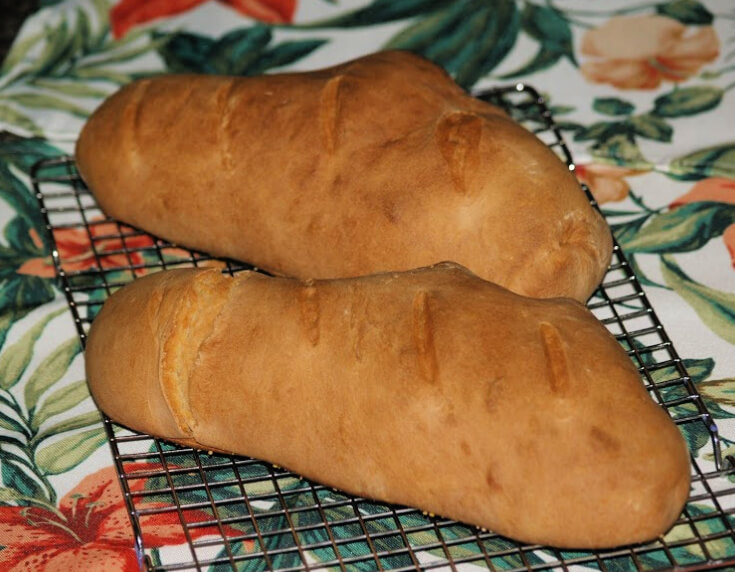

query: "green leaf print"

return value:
[209, 26, 274, 74]
[0, 307, 65, 390]
[34, 427, 107, 475]
[30, 379, 92, 431]
[519, 2, 575, 62]
[299, 0, 453, 28]
[698, 378, 735, 408]
[669, 143, 735, 181]
[661, 255, 735, 345]
[0, 275, 56, 316]
[386, 0, 520, 88]
[0, 410, 29, 435]
[656, 505, 735, 566]
[0, 104, 42, 136]
[499, 2, 575, 78]
[31, 410, 102, 446]
[656, 0, 714, 25]
[247, 39, 330, 76]
[573, 120, 622, 142]
[609, 213, 653, 246]
[0, 163, 44, 234]
[653, 86, 724, 118]
[1, 460, 46, 501]
[30, 78, 110, 99]
[384, 3, 467, 57]
[73, 30, 170, 70]
[0, 310, 16, 353]
[591, 134, 652, 169]
[4, 92, 90, 118]
[156, 31, 217, 73]
[621, 202, 735, 254]
[0, 3, 173, 135]
[627, 114, 673, 142]
[24, 337, 82, 412]
[0, 315, 100, 503]
[28, 19, 76, 78]
[158, 28, 327, 76]
[5, 216, 43, 259]
[0, 28, 46, 75]
[498, 48, 566, 79]
[0, 133, 66, 175]
[593, 97, 635, 116]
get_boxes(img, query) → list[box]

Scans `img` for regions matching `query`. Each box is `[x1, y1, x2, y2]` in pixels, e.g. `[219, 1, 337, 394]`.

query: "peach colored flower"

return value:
[580, 15, 719, 89]
[574, 162, 648, 204]
[670, 177, 735, 268]
[0, 463, 244, 571]
[110, 0, 298, 39]
[17, 221, 157, 278]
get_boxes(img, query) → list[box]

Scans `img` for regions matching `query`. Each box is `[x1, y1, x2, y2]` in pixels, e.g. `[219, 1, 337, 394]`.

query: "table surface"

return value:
[0, 1, 734, 571]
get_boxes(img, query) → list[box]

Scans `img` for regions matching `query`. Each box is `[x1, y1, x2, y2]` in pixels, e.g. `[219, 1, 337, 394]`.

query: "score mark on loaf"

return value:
[75, 50, 612, 302]
[85, 263, 691, 550]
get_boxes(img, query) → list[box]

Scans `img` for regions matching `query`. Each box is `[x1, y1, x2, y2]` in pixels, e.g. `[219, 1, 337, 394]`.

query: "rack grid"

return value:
[31, 84, 735, 571]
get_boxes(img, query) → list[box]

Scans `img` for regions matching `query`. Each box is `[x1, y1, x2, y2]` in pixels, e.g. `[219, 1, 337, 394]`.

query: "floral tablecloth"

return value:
[0, 0, 734, 570]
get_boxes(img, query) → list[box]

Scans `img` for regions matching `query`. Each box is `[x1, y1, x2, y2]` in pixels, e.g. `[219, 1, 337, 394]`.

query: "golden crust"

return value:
[75, 50, 612, 302]
[85, 263, 690, 549]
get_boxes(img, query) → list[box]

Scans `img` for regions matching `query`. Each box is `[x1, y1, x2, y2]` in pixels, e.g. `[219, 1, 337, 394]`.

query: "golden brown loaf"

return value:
[85, 263, 690, 549]
[75, 50, 612, 302]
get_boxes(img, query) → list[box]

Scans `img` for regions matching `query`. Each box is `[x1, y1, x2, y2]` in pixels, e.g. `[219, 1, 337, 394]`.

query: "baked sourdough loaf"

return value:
[85, 263, 690, 549]
[75, 50, 612, 302]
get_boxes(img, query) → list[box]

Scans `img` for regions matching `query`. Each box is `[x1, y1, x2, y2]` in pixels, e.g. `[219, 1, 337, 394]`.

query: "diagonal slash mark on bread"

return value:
[216, 77, 239, 173]
[320, 74, 344, 154]
[121, 78, 151, 167]
[299, 280, 321, 346]
[435, 111, 483, 195]
[412, 289, 439, 384]
[158, 270, 235, 435]
[539, 321, 571, 396]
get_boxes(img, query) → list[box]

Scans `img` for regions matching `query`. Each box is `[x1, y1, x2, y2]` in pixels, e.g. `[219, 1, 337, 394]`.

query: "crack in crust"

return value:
[539, 322, 571, 396]
[299, 280, 321, 347]
[159, 271, 235, 436]
[216, 77, 239, 173]
[435, 111, 483, 195]
[412, 290, 439, 384]
[319, 74, 345, 154]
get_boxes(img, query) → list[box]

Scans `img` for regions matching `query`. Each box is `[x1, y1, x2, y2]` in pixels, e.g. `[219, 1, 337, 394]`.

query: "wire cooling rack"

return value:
[31, 84, 735, 571]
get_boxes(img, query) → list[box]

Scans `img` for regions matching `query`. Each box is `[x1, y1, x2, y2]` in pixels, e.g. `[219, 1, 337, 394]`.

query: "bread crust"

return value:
[85, 263, 690, 549]
[75, 50, 612, 302]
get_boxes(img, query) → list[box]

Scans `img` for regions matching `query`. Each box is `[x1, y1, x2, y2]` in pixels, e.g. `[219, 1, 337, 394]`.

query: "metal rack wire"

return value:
[31, 84, 735, 571]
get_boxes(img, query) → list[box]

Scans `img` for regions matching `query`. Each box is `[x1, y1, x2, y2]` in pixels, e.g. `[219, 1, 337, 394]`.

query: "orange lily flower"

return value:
[0, 463, 246, 571]
[110, 0, 298, 39]
[17, 221, 158, 278]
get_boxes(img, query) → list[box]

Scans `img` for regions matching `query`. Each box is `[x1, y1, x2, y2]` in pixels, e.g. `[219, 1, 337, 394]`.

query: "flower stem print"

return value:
[0, 308, 103, 507]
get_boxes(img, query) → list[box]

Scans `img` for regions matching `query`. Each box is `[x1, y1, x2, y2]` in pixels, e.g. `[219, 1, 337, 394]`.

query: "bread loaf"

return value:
[85, 263, 690, 549]
[75, 50, 612, 302]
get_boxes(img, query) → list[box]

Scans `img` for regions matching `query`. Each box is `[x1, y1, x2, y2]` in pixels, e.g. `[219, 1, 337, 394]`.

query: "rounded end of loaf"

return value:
[505, 203, 613, 302]
[75, 83, 130, 206]
[84, 267, 233, 441]
[464, 114, 614, 302]
[455, 304, 692, 549]
[513, 409, 691, 549]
